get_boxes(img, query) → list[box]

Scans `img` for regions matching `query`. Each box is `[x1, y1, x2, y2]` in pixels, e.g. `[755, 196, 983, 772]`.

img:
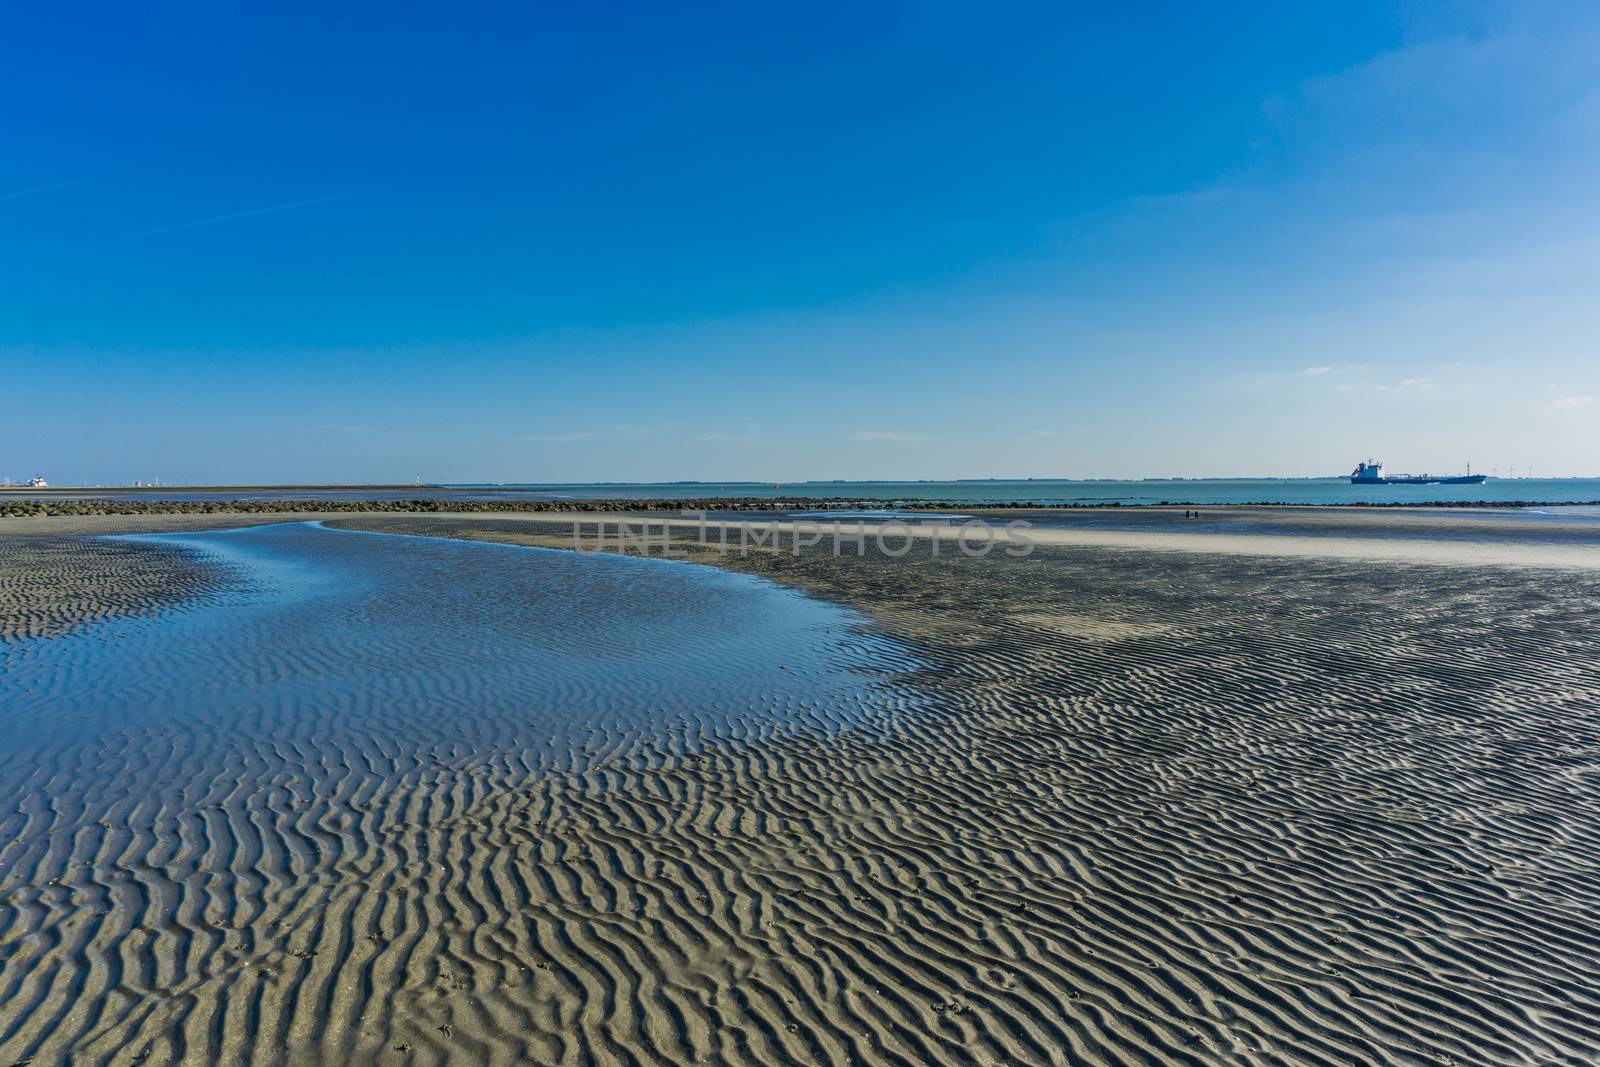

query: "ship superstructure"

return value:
[1349, 460, 1485, 485]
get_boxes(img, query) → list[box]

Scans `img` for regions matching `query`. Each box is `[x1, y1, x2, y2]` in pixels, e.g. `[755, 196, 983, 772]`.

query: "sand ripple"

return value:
[0, 534, 227, 642]
[3, 521, 1600, 1064]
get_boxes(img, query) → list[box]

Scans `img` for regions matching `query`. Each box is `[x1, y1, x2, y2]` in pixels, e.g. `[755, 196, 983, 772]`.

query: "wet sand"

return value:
[3, 508, 1599, 1064]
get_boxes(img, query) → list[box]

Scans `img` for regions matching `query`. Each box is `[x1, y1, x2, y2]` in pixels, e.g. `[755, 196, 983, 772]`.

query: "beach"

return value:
[2, 507, 1599, 1064]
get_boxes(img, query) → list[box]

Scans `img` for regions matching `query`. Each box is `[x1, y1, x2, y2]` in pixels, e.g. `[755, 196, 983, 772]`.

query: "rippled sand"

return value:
[0, 532, 225, 641]
[3, 510, 1600, 1064]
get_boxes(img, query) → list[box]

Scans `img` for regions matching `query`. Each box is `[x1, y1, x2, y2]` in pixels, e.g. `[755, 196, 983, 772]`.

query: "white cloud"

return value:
[695, 432, 761, 444]
[508, 425, 645, 445]
[1302, 366, 1332, 376]
[1375, 377, 1435, 393]
[853, 430, 923, 442]
[1548, 395, 1594, 412]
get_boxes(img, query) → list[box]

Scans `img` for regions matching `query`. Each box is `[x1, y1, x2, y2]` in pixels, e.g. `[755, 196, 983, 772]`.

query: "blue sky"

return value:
[4, 1, 1598, 482]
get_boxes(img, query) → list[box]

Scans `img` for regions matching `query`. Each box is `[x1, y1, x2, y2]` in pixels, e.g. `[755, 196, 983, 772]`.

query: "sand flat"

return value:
[622, 513, 1600, 569]
[301, 509, 1600, 570]
[3, 508, 1599, 1064]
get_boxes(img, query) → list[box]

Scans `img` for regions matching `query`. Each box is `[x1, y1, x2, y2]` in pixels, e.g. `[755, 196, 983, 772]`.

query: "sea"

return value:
[10, 478, 1600, 507]
[452, 478, 1600, 507]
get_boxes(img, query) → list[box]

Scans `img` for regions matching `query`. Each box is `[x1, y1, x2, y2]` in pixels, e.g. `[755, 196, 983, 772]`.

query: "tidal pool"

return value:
[0, 521, 924, 792]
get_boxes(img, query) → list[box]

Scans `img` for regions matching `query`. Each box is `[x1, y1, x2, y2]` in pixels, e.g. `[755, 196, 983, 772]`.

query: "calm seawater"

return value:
[457, 478, 1600, 506]
[0, 523, 926, 793]
[11, 478, 1600, 506]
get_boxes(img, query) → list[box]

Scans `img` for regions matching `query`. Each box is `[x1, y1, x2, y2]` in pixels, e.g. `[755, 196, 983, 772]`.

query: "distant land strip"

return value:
[5, 497, 1600, 518]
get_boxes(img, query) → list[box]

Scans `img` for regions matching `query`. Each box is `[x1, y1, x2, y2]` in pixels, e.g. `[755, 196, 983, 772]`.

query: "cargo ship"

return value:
[1349, 460, 1487, 485]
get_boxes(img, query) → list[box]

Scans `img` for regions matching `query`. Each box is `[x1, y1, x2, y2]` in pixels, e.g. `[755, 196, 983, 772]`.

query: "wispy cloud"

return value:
[695, 421, 762, 445]
[853, 430, 925, 442]
[512, 431, 603, 444]
[0, 178, 85, 203]
[1548, 395, 1594, 412]
[91, 191, 356, 246]
[508, 425, 645, 445]
[1377, 376, 1435, 393]
[299, 423, 377, 434]
[694, 432, 761, 444]
[1304, 364, 1366, 381]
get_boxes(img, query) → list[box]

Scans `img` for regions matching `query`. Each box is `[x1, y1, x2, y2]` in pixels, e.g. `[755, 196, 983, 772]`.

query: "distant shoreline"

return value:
[8, 477, 1600, 493]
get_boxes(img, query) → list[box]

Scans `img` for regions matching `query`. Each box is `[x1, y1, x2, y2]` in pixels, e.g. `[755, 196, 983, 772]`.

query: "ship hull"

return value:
[1351, 474, 1487, 485]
